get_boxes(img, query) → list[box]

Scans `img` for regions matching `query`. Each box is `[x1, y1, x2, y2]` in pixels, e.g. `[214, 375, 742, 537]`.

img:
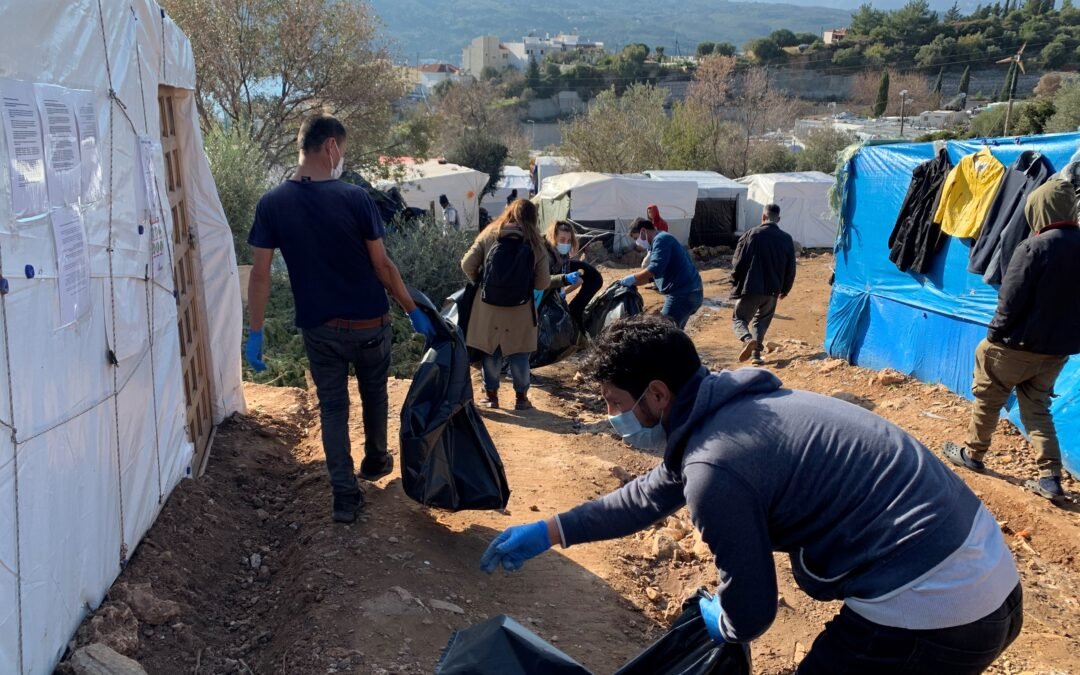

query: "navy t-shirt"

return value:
[647, 231, 702, 296]
[247, 179, 389, 328]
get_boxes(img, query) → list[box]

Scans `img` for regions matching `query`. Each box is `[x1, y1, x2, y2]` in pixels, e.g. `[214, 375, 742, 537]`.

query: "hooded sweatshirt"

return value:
[988, 178, 1080, 355]
[557, 368, 1001, 642]
[647, 204, 669, 232]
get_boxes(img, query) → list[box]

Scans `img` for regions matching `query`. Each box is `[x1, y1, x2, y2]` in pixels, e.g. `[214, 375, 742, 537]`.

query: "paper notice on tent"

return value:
[34, 83, 81, 208]
[70, 89, 103, 204]
[50, 205, 91, 326]
[0, 79, 48, 220]
[136, 135, 168, 278]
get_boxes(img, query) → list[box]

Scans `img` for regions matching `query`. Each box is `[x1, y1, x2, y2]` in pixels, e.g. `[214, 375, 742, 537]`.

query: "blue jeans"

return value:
[481, 347, 531, 394]
[302, 323, 392, 502]
[661, 288, 704, 330]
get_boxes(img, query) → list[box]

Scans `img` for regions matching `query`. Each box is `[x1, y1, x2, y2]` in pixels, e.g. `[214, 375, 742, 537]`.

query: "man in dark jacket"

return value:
[946, 179, 1080, 501]
[730, 204, 796, 364]
[481, 316, 1021, 673]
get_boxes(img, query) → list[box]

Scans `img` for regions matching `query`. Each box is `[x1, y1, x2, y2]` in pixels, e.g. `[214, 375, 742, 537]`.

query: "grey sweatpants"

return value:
[732, 294, 778, 345]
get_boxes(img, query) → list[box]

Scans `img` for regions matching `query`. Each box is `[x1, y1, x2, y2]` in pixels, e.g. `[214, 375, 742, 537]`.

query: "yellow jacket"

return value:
[933, 147, 1006, 239]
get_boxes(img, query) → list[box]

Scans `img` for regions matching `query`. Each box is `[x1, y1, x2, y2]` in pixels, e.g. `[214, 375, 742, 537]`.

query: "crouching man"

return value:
[481, 315, 1021, 674]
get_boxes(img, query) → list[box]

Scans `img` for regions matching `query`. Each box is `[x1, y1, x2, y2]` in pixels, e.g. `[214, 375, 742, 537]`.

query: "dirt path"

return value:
[62, 254, 1079, 675]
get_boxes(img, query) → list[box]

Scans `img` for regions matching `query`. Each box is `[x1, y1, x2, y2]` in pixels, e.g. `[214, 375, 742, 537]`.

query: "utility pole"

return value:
[899, 89, 909, 137]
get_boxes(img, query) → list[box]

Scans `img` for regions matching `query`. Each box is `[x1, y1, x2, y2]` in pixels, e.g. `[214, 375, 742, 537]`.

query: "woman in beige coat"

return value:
[461, 199, 551, 410]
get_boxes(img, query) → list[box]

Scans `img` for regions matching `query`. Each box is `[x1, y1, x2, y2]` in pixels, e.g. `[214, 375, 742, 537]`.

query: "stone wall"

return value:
[770, 67, 1043, 101]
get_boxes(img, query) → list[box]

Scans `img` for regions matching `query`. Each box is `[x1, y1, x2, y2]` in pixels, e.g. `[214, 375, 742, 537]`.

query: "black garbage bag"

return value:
[580, 282, 645, 338]
[443, 285, 483, 364]
[435, 615, 591, 675]
[400, 288, 510, 511]
[530, 291, 583, 369]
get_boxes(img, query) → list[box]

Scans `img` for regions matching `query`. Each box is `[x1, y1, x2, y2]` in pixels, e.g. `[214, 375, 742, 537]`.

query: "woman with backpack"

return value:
[545, 220, 602, 324]
[461, 199, 551, 411]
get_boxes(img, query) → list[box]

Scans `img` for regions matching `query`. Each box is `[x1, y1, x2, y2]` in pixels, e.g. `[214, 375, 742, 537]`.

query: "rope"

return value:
[132, 7, 149, 134]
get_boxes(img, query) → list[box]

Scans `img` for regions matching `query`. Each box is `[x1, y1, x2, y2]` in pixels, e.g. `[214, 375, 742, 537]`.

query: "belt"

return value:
[325, 315, 389, 330]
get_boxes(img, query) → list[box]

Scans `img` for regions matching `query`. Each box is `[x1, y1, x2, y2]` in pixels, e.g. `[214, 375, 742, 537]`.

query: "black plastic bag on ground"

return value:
[400, 288, 510, 511]
[580, 282, 645, 338]
[530, 291, 583, 369]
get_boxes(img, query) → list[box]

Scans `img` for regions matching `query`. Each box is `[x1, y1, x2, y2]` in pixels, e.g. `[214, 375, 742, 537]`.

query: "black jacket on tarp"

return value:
[730, 222, 796, 298]
[888, 148, 952, 274]
[968, 150, 1052, 283]
[400, 289, 511, 511]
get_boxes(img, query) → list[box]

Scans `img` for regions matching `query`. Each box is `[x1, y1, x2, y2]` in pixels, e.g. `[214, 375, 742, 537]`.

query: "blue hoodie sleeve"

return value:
[682, 461, 777, 643]
[646, 233, 674, 279]
[557, 463, 686, 546]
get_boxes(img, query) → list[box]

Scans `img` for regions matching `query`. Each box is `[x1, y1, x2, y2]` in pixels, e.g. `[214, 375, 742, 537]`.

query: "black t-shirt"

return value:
[248, 179, 389, 328]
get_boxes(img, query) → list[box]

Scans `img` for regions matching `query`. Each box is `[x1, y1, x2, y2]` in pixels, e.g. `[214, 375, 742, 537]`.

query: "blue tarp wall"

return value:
[825, 132, 1080, 475]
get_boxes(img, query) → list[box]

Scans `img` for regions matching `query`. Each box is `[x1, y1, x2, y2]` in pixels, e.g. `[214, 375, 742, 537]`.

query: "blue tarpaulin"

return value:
[826, 132, 1080, 475]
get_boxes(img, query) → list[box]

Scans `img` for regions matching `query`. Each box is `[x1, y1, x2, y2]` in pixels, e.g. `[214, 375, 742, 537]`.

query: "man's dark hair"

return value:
[764, 203, 781, 220]
[439, 194, 450, 207]
[628, 217, 654, 238]
[582, 315, 701, 399]
[297, 114, 346, 154]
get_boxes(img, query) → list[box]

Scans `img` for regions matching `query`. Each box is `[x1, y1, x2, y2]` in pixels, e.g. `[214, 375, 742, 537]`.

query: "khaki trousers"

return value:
[966, 339, 1068, 478]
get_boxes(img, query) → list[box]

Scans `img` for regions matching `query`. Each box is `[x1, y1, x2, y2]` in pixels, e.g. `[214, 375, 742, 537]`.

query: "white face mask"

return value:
[635, 234, 651, 251]
[608, 391, 667, 450]
[328, 144, 344, 179]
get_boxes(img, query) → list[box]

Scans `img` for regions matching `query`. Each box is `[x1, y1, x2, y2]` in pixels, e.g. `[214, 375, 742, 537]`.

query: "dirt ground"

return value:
[61, 254, 1080, 675]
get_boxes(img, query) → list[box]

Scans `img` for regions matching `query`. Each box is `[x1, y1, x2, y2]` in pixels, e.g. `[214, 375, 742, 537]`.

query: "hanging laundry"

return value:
[888, 148, 952, 274]
[933, 147, 1006, 239]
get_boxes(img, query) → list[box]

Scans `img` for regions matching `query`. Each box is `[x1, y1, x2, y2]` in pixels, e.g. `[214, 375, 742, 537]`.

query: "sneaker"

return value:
[481, 390, 499, 409]
[515, 393, 533, 411]
[751, 351, 765, 366]
[359, 453, 394, 481]
[942, 441, 986, 474]
[1027, 476, 1066, 501]
[738, 339, 760, 363]
[332, 492, 363, 524]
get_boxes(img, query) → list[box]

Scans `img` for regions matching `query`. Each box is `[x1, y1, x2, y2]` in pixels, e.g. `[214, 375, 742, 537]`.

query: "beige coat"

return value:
[461, 225, 551, 356]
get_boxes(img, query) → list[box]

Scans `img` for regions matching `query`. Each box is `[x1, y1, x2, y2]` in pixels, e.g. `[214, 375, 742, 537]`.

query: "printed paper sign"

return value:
[136, 135, 168, 278]
[50, 205, 92, 327]
[70, 89, 103, 204]
[0, 79, 47, 219]
[34, 83, 81, 208]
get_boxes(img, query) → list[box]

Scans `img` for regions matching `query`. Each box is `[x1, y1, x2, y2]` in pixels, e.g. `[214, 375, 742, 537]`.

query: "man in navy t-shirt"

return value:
[245, 113, 436, 524]
[619, 218, 704, 329]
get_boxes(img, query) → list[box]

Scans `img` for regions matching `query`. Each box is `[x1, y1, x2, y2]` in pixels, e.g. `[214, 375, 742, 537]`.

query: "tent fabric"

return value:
[737, 171, 838, 248]
[375, 160, 489, 229]
[646, 170, 748, 234]
[0, 2, 243, 672]
[479, 165, 533, 217]
[647, 170, 747, 246]
[825, 132, 1080, 476]
[534, 155, 579, 192]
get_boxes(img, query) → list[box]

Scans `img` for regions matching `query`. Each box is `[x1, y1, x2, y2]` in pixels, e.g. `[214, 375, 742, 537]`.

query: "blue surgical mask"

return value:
[609, 391, 667, 450]
[556, 242, 572, 255]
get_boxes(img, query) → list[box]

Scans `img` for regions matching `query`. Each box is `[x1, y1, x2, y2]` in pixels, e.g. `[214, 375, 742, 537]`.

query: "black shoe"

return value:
[943, 441, 986, 474]
[332, 492, 363, 524]
[359, 453, 394, 481]
[751, 351, 765, 366]
[738, 340, 760, 363]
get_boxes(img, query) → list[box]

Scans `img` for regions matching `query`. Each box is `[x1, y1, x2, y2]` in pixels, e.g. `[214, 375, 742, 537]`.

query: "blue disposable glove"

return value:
[699, 594, 726, 644]
[565, 271, 582, 285]
[245, 329, 267, 372]
[559, 289, 567, 299]
[408, 308, 437, 339]
[534, 289, 545, 308]
[620, 274, 637, 287]
[480, 521, 551, 573]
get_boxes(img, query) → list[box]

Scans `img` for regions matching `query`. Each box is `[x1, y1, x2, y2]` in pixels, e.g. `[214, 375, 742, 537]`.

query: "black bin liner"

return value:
[435, 590, 751, 675]
[580, 282, 645, 338]
[400, 288, 510, 511]
[443, 285, 483, 364]
[530, 291, 583, 369]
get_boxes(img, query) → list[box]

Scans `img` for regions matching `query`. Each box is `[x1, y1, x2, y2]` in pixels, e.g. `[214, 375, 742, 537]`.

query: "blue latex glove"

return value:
[480, 521, 551, 573]
[245, 329, 267, 372]
[699, 594, 726, 644]
[620, 274, 637, 287]
[559, 289, 567, 299]
[534, 289, 545, 308]
[565, 271, 582, 285]
[408, 308, 437, 339]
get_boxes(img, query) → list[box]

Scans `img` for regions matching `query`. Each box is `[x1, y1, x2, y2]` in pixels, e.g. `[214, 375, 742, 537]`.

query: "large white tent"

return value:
[372, 160, 488, 230]
[536, 172, 698, 249]
[0, 2, 244, 672]
[736, 171, 838, 248]
[479, 165, 533, 218]
[646, 170, 748, 245]
[533, 155, 579, 192]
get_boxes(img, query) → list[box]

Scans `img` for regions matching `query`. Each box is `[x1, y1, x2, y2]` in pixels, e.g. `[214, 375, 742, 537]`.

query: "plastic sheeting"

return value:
[479, 165, 534, 217]
[530, 291, 582, 369]
[646, 170, 748, 235]
[581, 283, 645, 338]
[737, 171, 837, 248]
[0, 2, 243, 672]
[372, 160, 489, 230]
[825, 132, 1080, 476]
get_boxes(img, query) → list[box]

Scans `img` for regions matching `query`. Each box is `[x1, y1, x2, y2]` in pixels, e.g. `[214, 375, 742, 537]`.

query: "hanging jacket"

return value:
[933, 147, 1006, 239]
[968, 151, 1051, 283]
[888, 148, 951, 274]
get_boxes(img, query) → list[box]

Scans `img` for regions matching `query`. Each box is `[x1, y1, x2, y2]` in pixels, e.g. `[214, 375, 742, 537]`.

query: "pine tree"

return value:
[874, 69, 890, 117]
[945, 1, 963, 21]
[959, 66, 971, 96]
[998, 61, 1016, 102]
[525, 57, 541, 92]
[933, 68, 944, 94]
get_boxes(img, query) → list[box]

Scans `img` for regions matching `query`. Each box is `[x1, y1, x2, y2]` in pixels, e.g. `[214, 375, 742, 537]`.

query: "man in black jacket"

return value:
[945, 179, 1080, 501]
[730, 204, 796, 364]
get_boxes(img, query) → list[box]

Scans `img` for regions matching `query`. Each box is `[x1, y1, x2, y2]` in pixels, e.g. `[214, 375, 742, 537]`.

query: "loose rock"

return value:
[429, 599, 465, 615]
[111, 583, 181, 626]
[70, 643, 147, 675]
[874, 369, 907, 387]
[652, 534, 678, 560]
[85, 602, 140, 656]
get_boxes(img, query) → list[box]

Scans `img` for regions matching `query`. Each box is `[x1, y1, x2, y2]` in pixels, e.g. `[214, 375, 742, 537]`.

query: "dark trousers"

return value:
[797, 584, 1023, 675]
[302, 323, 392, 501]
[565, 260, 603, 324]
[732, 294, 778, 345]
[662, 288, 704, 329]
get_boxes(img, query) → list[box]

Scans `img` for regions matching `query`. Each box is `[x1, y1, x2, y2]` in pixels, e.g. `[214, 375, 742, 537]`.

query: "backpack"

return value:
[481, 235, 535, 307]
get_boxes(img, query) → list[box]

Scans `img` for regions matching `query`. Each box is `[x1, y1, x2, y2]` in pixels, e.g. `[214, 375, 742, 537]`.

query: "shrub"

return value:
[203, 122, 270, 265]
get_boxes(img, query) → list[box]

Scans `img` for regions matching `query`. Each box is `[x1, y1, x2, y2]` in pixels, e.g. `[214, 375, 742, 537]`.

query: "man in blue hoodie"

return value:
[481, 316, 1021, 673]
[619, 218, 703, 329]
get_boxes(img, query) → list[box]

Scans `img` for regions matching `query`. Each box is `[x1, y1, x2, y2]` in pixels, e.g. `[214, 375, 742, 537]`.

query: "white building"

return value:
[823, 28, 847, 45]
[462, 33, 604, 75]
[416, 63, 464, 93]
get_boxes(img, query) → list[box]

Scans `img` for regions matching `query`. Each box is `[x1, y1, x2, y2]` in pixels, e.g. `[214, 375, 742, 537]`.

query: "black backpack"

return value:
[481, 235, 535, 307]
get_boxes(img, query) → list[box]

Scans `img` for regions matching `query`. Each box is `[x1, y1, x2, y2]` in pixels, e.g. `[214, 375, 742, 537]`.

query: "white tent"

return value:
[372, 160, 488, 230]
[646, 170, 748, 244]
[533, 155, 579, 192]
[536, 172, 699, 248]
[0, 2, 244, 672]
[479, 165, 533, 218]
[736, 171, 838, 248]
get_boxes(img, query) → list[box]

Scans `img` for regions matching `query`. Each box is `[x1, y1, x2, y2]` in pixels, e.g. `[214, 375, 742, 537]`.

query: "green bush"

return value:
[203, 122, 270, 265]
[797, 128, 857, 173]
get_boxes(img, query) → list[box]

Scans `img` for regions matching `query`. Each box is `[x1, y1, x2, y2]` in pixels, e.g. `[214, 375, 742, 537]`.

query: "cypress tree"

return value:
[874, 69, 890, 117]
[998, 61, 1016, 102]
[959, 65, 971, 96]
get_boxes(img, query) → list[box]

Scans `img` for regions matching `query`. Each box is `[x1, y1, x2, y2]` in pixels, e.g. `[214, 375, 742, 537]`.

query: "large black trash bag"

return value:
[530, 290, 583, 369]
[443, 285, 483, 364]
[400, 288, 510, 511]
[580, 282, 645, 338]
[435, 615, 592, 675]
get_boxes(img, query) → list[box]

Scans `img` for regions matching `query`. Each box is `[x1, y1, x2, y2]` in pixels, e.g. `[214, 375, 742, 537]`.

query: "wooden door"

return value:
[158, 88, 215, 473]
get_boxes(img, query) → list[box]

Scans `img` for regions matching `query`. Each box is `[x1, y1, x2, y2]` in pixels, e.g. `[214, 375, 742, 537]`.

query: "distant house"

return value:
[823, 28, 847, 45]
[462, 33, 604, 76]
[417, 63, 463, 93]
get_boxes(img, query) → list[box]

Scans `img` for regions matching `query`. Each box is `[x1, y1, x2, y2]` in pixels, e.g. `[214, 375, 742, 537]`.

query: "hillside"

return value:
[370, 0, 851, 62]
